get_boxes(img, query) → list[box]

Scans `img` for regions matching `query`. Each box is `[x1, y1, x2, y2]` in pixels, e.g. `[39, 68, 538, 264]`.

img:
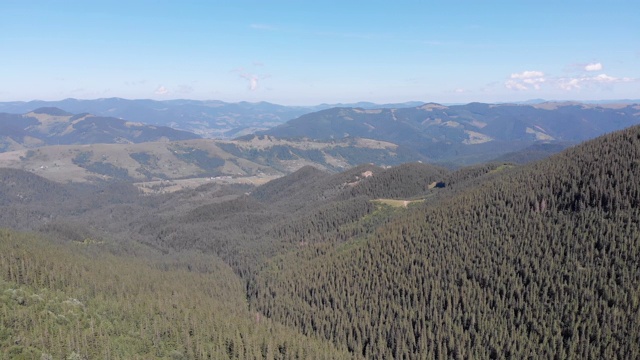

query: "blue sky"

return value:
[1, 0, 638, 105]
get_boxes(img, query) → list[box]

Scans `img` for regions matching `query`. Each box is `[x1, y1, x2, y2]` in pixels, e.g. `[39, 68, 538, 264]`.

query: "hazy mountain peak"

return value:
[532, 101, 585, 110]
[264, 101, 640, 165]
[31, 107, 72, 116]
[419, 103, 448, 111]
[0, 109, 199, 152]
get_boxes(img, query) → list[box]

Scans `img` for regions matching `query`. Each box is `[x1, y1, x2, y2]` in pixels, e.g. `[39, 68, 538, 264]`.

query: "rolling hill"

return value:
[0, 135, 413, 191]
[0, 107, 199, 152]
[0, 98, 425, 139]
[0, 229, 355, 359]
[251, 124, 640, 358]
[1, 116, 639, 358]
[5, 100, 635, 168]
[262, 102, 640, 164]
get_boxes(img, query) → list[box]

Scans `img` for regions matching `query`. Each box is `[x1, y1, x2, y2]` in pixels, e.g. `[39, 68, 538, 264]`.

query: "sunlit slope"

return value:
[0, 136, 408, 189]
[252, 125, 640, 358]
[263, 102, 640, 164]
[0, 230, 356, 360]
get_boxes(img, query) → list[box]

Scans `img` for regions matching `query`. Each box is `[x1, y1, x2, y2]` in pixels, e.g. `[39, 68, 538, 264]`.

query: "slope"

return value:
[251, 125, 640, 358]
[0, 229, 356, 359]
[339, 162, 448, 200]
[262, 102, 640, 164]
[0, 98, 425, 139]
[0, 107, 199, 152]
[0, 136, 411, 189]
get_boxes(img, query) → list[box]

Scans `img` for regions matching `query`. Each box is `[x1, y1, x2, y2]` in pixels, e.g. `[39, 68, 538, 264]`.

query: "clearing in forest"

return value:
[372, 198, 424, 208]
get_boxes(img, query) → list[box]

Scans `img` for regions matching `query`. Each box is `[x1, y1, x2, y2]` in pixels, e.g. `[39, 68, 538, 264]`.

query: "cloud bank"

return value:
[505, 63, 635, 92]
[558, 73, 634, 90]
[505, 70, 546, 90]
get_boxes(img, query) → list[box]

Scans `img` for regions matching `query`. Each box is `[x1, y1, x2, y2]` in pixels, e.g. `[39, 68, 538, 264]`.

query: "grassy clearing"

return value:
[489, 163, 515, 173]
[372, 198, 424, 208]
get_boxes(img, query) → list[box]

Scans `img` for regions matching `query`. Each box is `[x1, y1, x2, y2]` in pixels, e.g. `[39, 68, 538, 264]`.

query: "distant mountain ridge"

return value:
[262, 101, 640, 164]
[3, 98, 639, 167]
[250, 123, 640, 359]
[0, 98, 425, 139]
[1, 123, 639, 358]
[0, 107, 199, 152]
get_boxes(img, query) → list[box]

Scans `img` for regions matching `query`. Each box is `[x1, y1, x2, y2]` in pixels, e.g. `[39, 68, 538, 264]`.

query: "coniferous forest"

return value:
[1, 125, 640, 359]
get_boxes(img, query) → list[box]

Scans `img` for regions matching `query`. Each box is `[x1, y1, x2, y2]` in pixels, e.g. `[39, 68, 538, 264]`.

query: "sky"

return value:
[1, 0, 639, 105]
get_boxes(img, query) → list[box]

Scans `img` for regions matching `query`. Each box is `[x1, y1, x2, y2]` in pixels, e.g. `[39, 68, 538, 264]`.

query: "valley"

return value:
[1, 123, 639, 358]
[2, 100, 639, 193]
[2, 2, 639, 358]
[0, 136, 404, 193]
[1, 99, 640, 359]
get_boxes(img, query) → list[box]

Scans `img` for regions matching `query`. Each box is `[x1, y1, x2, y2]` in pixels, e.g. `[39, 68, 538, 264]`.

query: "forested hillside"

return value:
[3, 0, 639, 358]
[1, 124, 639, 359]
[0, 136, 412, 187]
[0, 230, 355, 359]
[250, 126, 640, 358]
[0, 98, 424, 139]
[0, 108, 199, 152]
[262, 102, 640, 164]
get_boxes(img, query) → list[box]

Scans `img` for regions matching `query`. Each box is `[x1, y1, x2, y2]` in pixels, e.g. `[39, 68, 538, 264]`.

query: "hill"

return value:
[0, 136, 413, 191]
[488, 142, 573, 164]
[262, 102, 640, 164]
[250, 125, 640, 358]
[0, 98, 426, 139]
[0, 108, 199, 152]
[3, 99, 638, 166]
[0, 229, 355, 359]
[0, 99, 306, 139]
[0, 167, 70, 206]
[338, 162, 448, 200]
[1, 122, 639, 358]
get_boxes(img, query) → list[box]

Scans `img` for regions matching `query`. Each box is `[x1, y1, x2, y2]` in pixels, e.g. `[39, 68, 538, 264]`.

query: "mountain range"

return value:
[0, 98, 425, 139]
[0, 107, 198, 152]
[249, 123, 640, 359]
[0, 134, 409, 191]
[1, 122, 638, 358]
[262, 101, 640, 164]
[2, 100, 640, 186]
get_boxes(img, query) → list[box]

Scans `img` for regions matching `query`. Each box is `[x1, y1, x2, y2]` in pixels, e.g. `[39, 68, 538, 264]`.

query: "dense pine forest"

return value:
[0, 230, 356, 359]
[1, 125, 640, 358]
[251, 126, 640, 358]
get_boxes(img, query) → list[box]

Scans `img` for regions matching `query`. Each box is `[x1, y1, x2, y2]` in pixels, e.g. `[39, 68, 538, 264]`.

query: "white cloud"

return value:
[505, 80, 528, 91]
[154, 85, 169, 95]
[593, 73, 619, 83]
[558, 78, 582, 90]
[510, 70, 544, 79]
[557, 73, 634, 90]
[505, 70, 546, 90]
[584, 62, 603, 71]
[232, 63, 270, 91]
[249, 76, 259, 91]
[237, 72, 271, 91]
[503, 65, 636, 92]
[239, 73, 261, 91]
